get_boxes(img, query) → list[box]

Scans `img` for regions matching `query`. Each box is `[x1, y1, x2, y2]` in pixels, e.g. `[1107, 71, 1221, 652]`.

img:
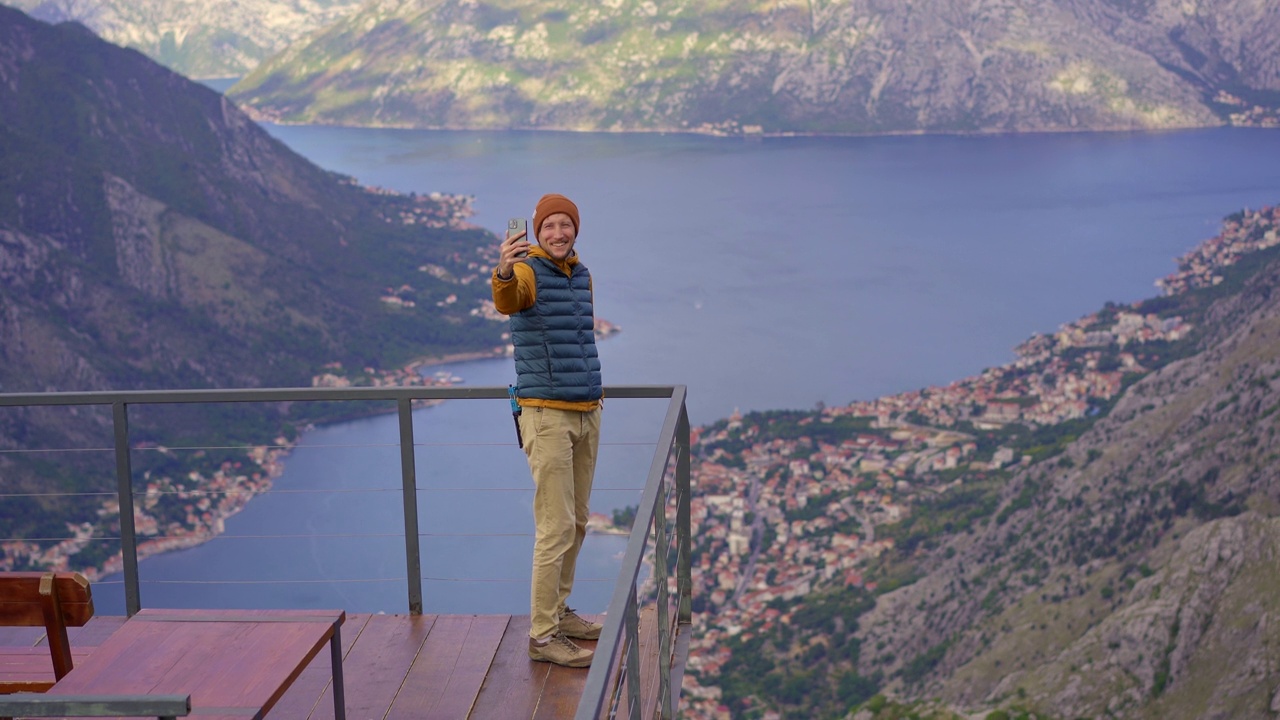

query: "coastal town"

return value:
[0, 441, 292, 580]
[676, 203, 1280, 719]
[360, 181, 481, 231]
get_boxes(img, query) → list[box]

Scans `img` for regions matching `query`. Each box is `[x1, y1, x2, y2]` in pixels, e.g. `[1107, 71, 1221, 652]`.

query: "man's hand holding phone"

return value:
[497, 217, 532, 279]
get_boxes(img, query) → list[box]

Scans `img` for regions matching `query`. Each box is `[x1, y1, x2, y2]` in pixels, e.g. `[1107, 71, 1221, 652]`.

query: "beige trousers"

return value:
[520, 405, 601, 639]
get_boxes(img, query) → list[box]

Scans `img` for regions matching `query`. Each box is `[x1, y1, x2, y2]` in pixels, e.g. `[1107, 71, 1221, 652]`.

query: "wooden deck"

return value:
[0, 610, 674, 719]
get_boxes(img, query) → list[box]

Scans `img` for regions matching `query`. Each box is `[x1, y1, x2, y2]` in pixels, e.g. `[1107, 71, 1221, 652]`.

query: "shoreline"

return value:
[20, 349, 507, 580]
[405, 348, 506, 370]
[73, 345, 520, 580]
[252, 112, 1280, 139]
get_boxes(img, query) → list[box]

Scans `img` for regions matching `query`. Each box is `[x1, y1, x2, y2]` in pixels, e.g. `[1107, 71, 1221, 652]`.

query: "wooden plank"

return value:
[4, 615, 126, 650]
[0, 626, 44, 647]
[267, 613, 369, 719]
[64, 615, 128, 647]
[305, 614, 437, 720]
[1, 614, 122, 694]
[0, 572, 93, 627]
[637, 606, 665, 720]
[469, 616, 552, 720]
[598, 630, 624, 720]
[533, 615, 602, 720]
[533, 647, 595, 720]
[0, 573, 91, 604]
[383, 616, 473, 720]
[192, 620, 328, 705]
[131, 608, 344, 623]
[387, 615, 508, 720]
[139, 621, 333, 712]
[0, 647, 94, 693]
[606, 607, 662, 720]
[47, 615, 184, 692]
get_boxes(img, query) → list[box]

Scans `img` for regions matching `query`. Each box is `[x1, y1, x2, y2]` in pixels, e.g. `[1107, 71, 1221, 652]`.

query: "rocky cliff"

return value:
[854, 222, 1280, 717]
[4, 0, 364, 78]
[228, 0, 1280, 135]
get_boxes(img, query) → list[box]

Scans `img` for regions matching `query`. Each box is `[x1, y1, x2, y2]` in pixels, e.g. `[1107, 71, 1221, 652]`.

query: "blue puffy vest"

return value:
[511, 257, 603, 402]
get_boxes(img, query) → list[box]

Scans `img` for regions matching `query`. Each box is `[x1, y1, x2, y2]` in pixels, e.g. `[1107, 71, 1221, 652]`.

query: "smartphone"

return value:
[507, 218, 528, 258]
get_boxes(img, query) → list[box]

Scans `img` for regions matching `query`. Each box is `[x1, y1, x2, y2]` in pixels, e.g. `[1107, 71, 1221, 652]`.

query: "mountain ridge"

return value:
[4, 0, 365, 78]
[228, 0, 1280, 135]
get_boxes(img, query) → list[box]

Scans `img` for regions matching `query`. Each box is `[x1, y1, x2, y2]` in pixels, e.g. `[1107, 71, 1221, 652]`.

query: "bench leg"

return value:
[329, 623, 346, 720]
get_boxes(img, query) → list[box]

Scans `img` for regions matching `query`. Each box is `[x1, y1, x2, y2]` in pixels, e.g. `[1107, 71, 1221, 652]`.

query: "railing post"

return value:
[654, 475, 672, 719]
[397, 399, 424, 615]
[677, 403, 692, 625]
[111, 401, 141, 616]
[624, 588, 642, 720]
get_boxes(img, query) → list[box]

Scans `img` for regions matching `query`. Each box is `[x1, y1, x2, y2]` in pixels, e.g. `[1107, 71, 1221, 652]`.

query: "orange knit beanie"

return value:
[533, 193, 580, 236]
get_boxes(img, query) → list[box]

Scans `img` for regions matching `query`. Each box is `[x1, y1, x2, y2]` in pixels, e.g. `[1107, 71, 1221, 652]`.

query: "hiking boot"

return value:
[559, 608, 603, 640]
[528, 632, 593, 667]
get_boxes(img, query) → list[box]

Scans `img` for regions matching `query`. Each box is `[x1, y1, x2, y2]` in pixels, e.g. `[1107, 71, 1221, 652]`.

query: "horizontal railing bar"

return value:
[0, 441, 660, 456]
[0, 385, 680, 406]
[0, 489, 643, 502]
[135, 578, 407, 585]
[10, 525, 650, 541]
[0, 447, 115, 454]
[0, 486, 644, 499]
[113, 571, 619, 584]
[0, 492, 118, 498]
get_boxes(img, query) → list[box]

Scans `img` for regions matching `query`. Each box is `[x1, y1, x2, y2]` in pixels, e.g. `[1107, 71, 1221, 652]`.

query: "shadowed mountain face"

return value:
[0, 5, 499, 394]
[228, 0, 1280, 135]
[0, 5, 502, 562]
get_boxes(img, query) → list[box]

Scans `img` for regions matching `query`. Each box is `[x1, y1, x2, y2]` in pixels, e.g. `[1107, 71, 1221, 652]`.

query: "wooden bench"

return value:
[0, 571, 95, 694]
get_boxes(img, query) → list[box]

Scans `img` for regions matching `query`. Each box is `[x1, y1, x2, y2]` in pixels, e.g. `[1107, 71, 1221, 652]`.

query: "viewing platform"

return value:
[0, 609, 679, 718]
[0, 386, 692, 719]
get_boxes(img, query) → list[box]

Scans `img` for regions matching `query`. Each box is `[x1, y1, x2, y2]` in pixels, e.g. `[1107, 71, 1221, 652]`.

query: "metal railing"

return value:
[0, 385, 692, 719]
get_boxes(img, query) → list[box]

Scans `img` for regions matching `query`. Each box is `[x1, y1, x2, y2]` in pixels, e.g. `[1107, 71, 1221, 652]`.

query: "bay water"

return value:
[94, 125, 1280, 615]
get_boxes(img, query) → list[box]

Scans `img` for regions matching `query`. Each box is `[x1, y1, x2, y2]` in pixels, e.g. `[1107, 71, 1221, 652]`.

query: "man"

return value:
[492, 193, 604, 668]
